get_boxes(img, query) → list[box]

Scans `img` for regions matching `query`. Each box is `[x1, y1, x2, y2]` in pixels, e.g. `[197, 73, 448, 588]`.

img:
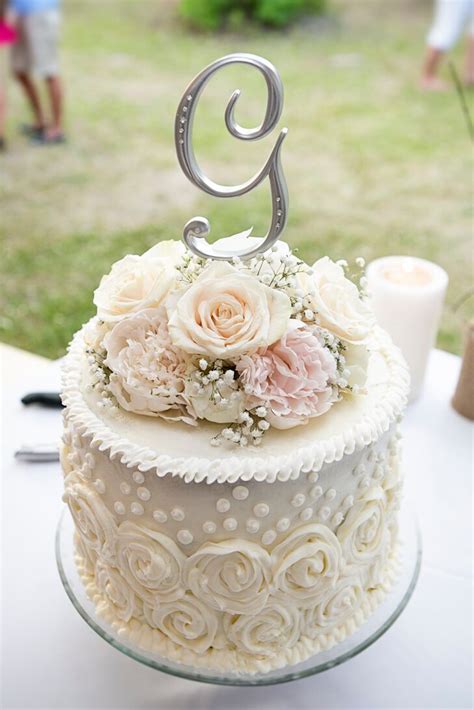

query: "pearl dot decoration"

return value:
[137, 486, 151, 502]
[120, 482, 131, 495]
[253, 503, 270, 518]
[153, 509, 167, 523]
[131, 502, 144, 516]
[262, 529, 277, 546]
[223, 517, 238, 531]
[320, 506, 331, 520]
[325, 488, 336, 500]
[232, 485, 249, 501]
[171, 507, 185, 521]
[216, 498, 231, 513]
[114, 501, 125, 515]
[94, 479, 105, 494]
[367, 448, 377, 463]
[276, 517, 290, 532]
[359, 477, 370, 490]
[132, 471, 145, 484]
[291, 493, 306, 508]
[332, 512, 344, 526]
[308, 471, 319, 483]
[177, 529, 193, 545]
[353, 464, 366, 477]
[343, 495, 354, 508]
[202, 521, 217, 534]
[300, 507, 313, 522]
[310, 485, 323, 500]
[246, 518, 260, 534]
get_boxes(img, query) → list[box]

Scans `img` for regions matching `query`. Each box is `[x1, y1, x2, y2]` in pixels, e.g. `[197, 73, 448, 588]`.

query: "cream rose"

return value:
[63, 473, 117, 561]
[73, 530, 97, 576]
[93, 240, 184, 322]
[116, 521, 186, 605]
[167, 261, 291, 358]
[337, 486, 387, 565]
[184, 539, 272, 615]
[95, 558, 141, 623]
[299, 257, 374, 343]
[304, 576, 364, 636]
[225, 601, 300, 657]
[144, 593, 218, 654]
[271, 523, 342, 607]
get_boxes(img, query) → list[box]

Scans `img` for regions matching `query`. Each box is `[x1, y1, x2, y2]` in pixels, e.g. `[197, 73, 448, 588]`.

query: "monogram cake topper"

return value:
[175, 53, 288, 261]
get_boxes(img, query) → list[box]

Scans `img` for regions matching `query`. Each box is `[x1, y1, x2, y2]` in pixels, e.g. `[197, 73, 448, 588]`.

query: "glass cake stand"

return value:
[56, 507, 421, 687]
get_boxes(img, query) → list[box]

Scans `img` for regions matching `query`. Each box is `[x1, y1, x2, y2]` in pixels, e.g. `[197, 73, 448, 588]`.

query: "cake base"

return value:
[56, 506, 421, 685]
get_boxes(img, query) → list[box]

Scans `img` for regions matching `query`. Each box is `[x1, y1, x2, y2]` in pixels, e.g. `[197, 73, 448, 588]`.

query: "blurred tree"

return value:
[179, 0, 326, 31]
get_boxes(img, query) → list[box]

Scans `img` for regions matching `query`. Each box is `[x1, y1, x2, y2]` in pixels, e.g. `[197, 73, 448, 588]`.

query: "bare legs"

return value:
[14, 70, 45, 129]
[14, 70, 64, 139]
[421, 40, 474, 91]
[45, 75, 62, 138]
[421, 47, 449, 90]
[465, 35, 474, 86]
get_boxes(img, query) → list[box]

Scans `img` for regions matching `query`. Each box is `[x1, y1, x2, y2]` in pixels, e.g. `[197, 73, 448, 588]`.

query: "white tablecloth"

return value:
[1, 344, 472, 710]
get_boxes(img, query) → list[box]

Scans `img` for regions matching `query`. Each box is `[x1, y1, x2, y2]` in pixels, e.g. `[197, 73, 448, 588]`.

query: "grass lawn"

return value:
[1, 0, 472, 358]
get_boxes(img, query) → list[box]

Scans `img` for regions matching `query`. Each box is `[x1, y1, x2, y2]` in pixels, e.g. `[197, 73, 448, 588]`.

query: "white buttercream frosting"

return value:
[61, 314, 408, 674]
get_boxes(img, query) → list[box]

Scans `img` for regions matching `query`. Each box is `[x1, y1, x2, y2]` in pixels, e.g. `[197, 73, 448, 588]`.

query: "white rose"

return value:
[271, 524, 342, 607]
[303, 576, 364, 637]
[63, 473, 117, 561]
[95, 558, 141, 623]
[93, 240, 184, 322]
[116, 521, 186, 605]
[167, 261, 291, 359]
[144, 593, 218, 654]
[73, 530, 97, 576]
[184, 539, 272, 615]
[104, 308, 195, 424]
[225, 601, 300, 657]
[299, 257, 374, 343]
[337, 486, 387, 565]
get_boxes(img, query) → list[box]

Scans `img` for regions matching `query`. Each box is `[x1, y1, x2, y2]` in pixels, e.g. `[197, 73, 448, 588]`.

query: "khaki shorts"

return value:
[11, 10, 60, 77]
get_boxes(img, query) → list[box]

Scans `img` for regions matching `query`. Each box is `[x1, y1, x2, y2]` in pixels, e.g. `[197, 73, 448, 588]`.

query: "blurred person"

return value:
[0, 0, 16, 151]
[422, 0, 474, 90]
[11, 0, 64, 143]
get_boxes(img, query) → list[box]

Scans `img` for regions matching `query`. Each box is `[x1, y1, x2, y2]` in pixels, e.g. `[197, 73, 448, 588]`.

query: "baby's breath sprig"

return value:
[176, 252, 208, 285]
[84, 347, 118, 412]
[339, 256, 369, 298]
[188, 358, 239, 409]
[211, 405, 270, 448]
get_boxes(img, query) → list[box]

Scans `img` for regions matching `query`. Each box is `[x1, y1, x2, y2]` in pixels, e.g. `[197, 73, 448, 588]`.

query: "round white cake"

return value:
[60, 236, 409, 674]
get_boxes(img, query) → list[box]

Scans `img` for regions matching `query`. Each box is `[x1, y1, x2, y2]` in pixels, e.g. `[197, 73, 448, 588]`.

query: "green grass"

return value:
[1, 0, 472, 358]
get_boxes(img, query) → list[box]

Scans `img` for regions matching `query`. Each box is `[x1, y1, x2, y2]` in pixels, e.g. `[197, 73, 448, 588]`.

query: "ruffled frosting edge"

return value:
[61, 324, 409, 485]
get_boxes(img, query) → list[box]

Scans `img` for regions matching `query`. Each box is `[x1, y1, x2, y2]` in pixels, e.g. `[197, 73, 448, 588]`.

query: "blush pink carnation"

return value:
[236, 322, 338, 430]
[103, 308, 196, 425]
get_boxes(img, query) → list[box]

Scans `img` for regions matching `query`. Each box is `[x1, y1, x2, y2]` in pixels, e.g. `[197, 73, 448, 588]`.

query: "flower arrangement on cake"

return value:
[85, 233, 374, 446]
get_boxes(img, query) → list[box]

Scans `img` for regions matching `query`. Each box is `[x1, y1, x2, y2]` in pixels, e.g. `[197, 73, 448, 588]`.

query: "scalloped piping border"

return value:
[61, 324, 409, 484]
[76, 549, 400, 676]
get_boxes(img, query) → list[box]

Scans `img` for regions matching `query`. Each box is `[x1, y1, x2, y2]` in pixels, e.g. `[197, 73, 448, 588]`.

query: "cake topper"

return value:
[175, 53, 288, 261]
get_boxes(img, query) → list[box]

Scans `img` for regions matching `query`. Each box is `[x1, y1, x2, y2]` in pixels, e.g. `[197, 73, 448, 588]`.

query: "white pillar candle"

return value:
[366, 256, 448, 402]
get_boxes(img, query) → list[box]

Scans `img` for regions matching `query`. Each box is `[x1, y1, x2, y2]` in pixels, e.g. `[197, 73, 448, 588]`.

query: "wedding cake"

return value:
[60, 234, 409, 674]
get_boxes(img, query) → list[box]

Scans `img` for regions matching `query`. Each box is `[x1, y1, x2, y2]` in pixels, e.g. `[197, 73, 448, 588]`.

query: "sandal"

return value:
[34, 132, 66, 145]
[20, 123, 45, 139]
